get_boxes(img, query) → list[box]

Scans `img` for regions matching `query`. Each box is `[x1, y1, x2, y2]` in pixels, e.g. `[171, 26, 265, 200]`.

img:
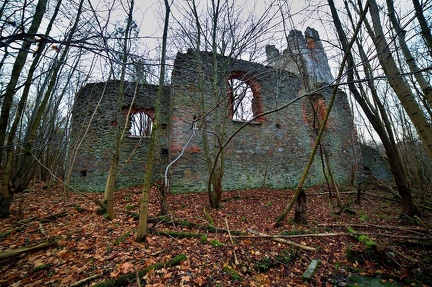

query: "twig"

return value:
[237, 232, 427, 240]
[70, 273, 102, 287]
[247, 229, 316, 251]
[135, 269, 142, 287]
[0, 227, 25, 238]
[225, 218, 239, 265]
[0, 241, 56, 260]
[414, 215, 431, 232]
[318, 223, 427, 233]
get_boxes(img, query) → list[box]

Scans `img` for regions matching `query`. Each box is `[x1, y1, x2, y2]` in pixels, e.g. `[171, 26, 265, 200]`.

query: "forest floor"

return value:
[0, 181, 431, 287]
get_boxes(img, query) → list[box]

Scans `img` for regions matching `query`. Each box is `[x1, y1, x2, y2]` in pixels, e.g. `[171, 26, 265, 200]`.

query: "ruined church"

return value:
[68, 28, 361, 192]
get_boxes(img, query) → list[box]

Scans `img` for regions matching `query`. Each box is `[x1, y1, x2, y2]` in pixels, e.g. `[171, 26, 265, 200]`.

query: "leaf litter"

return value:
[0, 181, 431, 286]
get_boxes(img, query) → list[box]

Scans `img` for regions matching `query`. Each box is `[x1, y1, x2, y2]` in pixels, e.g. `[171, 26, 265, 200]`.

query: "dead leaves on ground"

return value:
[0, 182, 431, 286]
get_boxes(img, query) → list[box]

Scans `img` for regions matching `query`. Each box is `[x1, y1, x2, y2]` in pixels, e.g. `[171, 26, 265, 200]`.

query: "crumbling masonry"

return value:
[68, 28, 362, 192]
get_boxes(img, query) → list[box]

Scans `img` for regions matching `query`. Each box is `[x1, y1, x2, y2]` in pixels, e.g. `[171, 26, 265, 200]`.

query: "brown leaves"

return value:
[0, 183, 430, 286]
[110, 262, 135, 277]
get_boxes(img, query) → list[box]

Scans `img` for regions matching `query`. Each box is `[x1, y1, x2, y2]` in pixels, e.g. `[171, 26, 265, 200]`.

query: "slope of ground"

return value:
[0, 182, 431, 286]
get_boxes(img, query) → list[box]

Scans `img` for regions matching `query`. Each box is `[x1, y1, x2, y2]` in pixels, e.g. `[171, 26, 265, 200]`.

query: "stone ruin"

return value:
[68, 28, 363, 192]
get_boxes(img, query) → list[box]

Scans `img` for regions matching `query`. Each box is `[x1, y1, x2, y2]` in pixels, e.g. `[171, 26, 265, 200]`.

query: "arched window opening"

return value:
[229, 78, 254, 121]
[228, 72, 264, 123]
[128, 110, 153, 137]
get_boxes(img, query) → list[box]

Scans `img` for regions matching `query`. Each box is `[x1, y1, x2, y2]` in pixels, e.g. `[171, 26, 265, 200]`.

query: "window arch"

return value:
[228, 71, 264, 123]
[123, 107, 154, 138]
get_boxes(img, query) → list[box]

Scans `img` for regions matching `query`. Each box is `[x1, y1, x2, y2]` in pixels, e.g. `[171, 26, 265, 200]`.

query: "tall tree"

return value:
[136, 0, 171, 241]
[13, 0, 85, 195]
[0, 0, 48, 218]
[411, 0, 432, 57]
[386, 0, 432, 113]
[0, 0, 48, 164]
[275, 0, 370, 226]
[103, 0, 136, 221]
[327, 0, 419, 216]
[171, 0, 274, 208]
[0, 0, 63, 218]
[368, 0, 432, 159]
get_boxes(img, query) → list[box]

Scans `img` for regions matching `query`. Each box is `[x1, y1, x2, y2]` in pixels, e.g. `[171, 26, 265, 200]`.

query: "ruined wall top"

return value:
[266, 27, 334, 88]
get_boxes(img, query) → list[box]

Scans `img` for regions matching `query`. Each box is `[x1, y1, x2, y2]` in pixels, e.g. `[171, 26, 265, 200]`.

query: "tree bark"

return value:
[368, 0, 432, 159]
[0, 241, 55, 260]
[331, 0, 420, 216]
[13, 0, 84, 194]
[275, 0, 370, 226]
[0, 0, 48, 218]
[136, 0, 170, 241]
[411, 0, 432, 58]
[0, 0, 48, 161]
[294, 189, 308, 224]
[386, 0, 432, 109]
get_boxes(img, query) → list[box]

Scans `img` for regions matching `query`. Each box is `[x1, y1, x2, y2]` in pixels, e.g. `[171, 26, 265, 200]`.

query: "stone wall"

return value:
[68, 28, 360, 193]
[168, 50, 358, 192]
[68, 81, 170, 192]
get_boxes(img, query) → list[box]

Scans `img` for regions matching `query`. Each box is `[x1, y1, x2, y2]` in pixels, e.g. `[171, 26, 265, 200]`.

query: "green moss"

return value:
[359, 214, 368, 221]
[223, 266, 242, 281]
[92, 254, 186, 287]
[34, 263, 50, 271]
[73, 204, 84, 212]
[357, 235, 376, 248]
[210, 239, 224, 247]
[254, 257, 273, 272]
[200, 234, 208, 242]
[347, 274, 400, 286]
[302, 259, 319, 281]
[114, 231, 130, 245]
[253, 250, 297, 273]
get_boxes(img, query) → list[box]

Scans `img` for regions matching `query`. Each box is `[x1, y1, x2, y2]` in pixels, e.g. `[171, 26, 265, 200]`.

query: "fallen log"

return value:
[69, 273, 102, 287]
[17, 211, 68, 225]
[0, 227, 24, 238]
[237, 232, 428, 240]
[123, 212, 243, 235]
[247, 229, 316, 251]
[0, 241, 56, 260]
[38, 211, 68, 223]
[318, 223, 427, 233]
[92, 254, 187, 287]
[153, 230, 203, 239]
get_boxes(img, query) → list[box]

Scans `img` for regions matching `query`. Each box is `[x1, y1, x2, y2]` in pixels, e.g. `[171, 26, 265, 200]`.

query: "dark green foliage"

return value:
[114, 232, 130, 245]
[73, 204, 84, 212]
[223, 266, 242, 281]
[254, 249, 298, 272]
[347, 274, 400, 287]
[254, 256, 273, 272]
[154, 230, 203, 238]
[209, 239, 223, 247]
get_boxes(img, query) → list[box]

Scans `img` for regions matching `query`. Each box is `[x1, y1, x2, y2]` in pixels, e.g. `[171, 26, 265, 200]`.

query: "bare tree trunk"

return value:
[386, 0, 432, 108]
[13, 0, 84, 195]
[0, 0, 48, 162]
[411, 0, 432, 57]
[275, 0, 369, 226]
[294, 189, 307, 224]
[368, 0, 432, 159]
[103, 0, 137, 220]
[136, 0, 170, 242]
[0, 0, 48, 218]
[331, 0, 420, 216]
